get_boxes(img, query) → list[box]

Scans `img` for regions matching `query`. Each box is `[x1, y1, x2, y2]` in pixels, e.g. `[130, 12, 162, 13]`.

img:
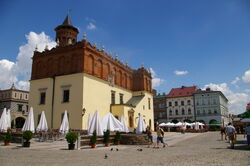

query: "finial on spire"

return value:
[45, 45, 49, 51]
[102, 45, 105, 51]
[35, 45, 38, 51]
[11, 83, 16, 90]
[115, 55, 118, 60]
[83, 32, 86, 40]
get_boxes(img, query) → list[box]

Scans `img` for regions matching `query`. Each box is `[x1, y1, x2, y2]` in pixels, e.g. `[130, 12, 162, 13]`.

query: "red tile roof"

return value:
[167, 86, 198, 98]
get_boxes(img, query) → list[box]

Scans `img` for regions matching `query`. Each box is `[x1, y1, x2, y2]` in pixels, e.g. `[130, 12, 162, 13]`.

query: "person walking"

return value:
[244, 124, 250, 149]
[220, 126, 226, 141]
[156, 125, 167, 148]
[225, 123, 236, 149]
[146, 126, 153, 147]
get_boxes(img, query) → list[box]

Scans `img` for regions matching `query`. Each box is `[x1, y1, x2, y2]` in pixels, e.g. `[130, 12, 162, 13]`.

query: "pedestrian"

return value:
[156, 125, 167, 148]
[220, 126, 226, 141]
[244, 124, 250, 149]
[225, 123, 236, 149]
[146, 126, 153, 147]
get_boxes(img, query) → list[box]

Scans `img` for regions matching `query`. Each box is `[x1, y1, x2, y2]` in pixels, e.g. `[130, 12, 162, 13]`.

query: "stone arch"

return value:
[103, 63, 110, 80]
[47, 58, 53, 76]
[14, 116, 26, 128]
[87, 54, 94, 74]
[124, 73, 128, 88]
[58, 56, 65, 74]
[95, 59, 103, 78]
[119, 70, 122, 86]
[209, 119, 218, 124]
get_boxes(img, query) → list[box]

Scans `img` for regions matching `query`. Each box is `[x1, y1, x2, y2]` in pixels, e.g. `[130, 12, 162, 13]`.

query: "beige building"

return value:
[29, 15, 154, 131]
[166, 86, 198, 122]
[0, 84, 29, 128]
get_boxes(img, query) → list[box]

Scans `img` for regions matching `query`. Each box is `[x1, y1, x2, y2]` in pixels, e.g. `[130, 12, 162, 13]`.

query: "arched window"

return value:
[175, 109, 178, 115]
[188, 109, 191, 115]
[182, 108, 185, 115]
[169, 110, 172, 116]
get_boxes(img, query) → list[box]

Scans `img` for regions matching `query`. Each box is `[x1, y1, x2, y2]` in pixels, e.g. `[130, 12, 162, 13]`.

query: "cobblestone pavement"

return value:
[0, 132, 249, 166]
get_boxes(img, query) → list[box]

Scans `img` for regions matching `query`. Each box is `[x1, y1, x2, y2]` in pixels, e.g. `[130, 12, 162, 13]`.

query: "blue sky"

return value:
[0, 0, 250, 114]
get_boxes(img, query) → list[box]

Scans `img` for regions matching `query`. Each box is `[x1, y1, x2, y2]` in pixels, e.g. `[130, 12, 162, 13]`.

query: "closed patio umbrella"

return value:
[0, 108, 8, 132]
[136, 114, 146, 134]
[88, 111, 103, 135]
[59, 110, 69, 134]
[22, 107, 35, 133]
[6, 109, 11, 128]
[120, 116, 129, 133]
[36, 111, 48, 132]
[88, 114, 92, 129]
[102, 113, 123, 132]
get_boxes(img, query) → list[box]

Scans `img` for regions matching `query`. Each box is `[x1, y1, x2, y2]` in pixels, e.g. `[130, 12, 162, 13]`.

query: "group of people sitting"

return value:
[220, 122, 250, 149]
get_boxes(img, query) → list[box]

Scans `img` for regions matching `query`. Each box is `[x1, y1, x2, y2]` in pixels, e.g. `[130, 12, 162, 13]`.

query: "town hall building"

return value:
[29, 15, 154, 130]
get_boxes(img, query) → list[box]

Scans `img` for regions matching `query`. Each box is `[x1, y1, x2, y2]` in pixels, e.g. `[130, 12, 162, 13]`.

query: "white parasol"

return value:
[59, 110, 69, 134]
[22, 107, 35, 133]
[36, 111, 48, 132]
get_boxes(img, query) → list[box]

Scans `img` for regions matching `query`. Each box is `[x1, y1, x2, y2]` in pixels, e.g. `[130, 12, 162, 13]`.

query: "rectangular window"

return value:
[63, 90, 70, 102]
[169, 102, 172, 106]
[181, 101, 184, 106]
[18, 104, 23, 112]
[111, 91, 115, 104]
[40, 92, 46, 104]
[197, 110, 200, 115]
[187, 100, 191, 105]
[175, 101, 178, 106]
[148, 98, 151, 110]
[119, 94, 123, 104]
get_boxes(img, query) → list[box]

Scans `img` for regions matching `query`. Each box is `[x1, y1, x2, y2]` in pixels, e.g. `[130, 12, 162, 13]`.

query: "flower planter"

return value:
[91, 144, 96, 148]
[104, 143, 110, 147]
[4, 142, 10, 146]
[68, 143, 75, 150]
[23, 142, 30, 147]
[114, 141, 120, 145]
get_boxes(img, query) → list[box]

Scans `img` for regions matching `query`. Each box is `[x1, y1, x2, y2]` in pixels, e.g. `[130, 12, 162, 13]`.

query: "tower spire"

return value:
[55, 12, 79, 47]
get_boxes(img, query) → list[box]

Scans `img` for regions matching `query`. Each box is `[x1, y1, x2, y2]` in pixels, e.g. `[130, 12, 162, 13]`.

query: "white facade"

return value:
[166, 96, 195, 122]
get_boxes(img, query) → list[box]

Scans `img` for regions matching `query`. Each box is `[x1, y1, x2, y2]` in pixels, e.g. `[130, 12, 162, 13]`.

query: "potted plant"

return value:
[65, 131, 78, 150]
[4, 129, 12, 146]
[114, 131, 121, 145]
[103, 130, 110, 147]
[22, 131, 33, 147]
[90, 130, 97, 148]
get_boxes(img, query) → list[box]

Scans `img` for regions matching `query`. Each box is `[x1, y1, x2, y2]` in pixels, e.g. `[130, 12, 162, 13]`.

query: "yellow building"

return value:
[29, 15, 154, 131]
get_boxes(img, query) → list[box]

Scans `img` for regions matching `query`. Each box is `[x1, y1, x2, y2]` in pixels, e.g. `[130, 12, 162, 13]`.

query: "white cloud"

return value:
[0, 32, 56, 90]
[231, 77, 240, 85]
[174, 70, 188, 75]
[242, 70, 250, 84]
[149, 68, 164, 88]
[87, 22, 96, 30]
[204, 83, 250, 114]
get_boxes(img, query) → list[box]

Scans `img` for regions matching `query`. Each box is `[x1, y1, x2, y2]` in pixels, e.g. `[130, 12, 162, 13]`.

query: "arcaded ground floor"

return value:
[0, 132, 249, 166]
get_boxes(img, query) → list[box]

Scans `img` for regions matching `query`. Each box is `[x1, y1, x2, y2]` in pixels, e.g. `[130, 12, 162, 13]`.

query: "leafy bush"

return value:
[66, 131, 78, 144]
[90, 130, 97, 145]
[103, 130, 110, 143]
[4, 129, 12, 142]
[23, 131, 33, 142]
[114, 131, 121, 142]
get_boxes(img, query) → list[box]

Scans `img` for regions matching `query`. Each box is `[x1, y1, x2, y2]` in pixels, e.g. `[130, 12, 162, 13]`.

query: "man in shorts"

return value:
[244, 124, 250, 149]
[225, 123, 236, 149]
[156, 125, 167, 148]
